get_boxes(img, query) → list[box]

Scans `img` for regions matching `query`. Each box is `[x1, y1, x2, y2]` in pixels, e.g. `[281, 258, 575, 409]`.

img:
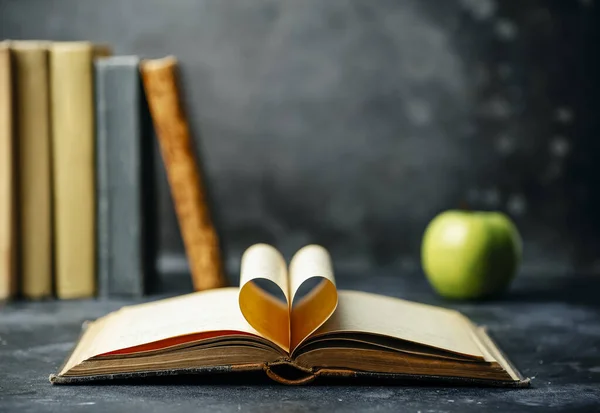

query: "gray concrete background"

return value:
[1, 0, 598, 290]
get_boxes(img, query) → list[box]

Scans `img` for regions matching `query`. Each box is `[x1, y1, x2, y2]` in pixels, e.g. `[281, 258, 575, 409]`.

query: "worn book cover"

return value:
[12, 41, 53, 299]
[95, 56, 148, 298]
[52, 244, 529, 387]
[50, 42, 111, 299]
[0, 42, 16, 300]
[140, 57, 226, 291]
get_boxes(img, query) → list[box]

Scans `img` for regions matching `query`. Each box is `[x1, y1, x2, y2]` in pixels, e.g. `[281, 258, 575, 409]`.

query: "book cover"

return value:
[12, 41, 53, 299]
[0, 42, 17, 300]
[140, 56, 226, 291]
[50, 41, 107, 299]
[95, 56, 147, 297]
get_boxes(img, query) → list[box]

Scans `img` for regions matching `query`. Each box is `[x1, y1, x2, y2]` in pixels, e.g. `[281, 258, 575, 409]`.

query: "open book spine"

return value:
[0, 42, 17, 300]
[140, 56, 226, 291]
[13, 41, 53, 299]
[95, 56, 146, 297]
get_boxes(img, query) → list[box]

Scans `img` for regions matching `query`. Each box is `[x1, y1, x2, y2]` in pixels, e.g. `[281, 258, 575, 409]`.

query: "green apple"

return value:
[421, 210, 522, 300]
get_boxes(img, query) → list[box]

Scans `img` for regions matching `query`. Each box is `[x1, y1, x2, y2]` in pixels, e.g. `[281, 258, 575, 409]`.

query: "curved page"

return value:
[289, 245, 338, 350]
[238, 244, 290, 351]
[59, 287, 263, 375]
[305, 290, 485, 359]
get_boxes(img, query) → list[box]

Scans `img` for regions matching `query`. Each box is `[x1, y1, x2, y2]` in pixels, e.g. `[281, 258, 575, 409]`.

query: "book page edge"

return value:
[474, 326, 530, 386]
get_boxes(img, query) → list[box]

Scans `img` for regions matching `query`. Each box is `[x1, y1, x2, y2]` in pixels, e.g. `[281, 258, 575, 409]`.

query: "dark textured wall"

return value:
[1, 0, 599, 290]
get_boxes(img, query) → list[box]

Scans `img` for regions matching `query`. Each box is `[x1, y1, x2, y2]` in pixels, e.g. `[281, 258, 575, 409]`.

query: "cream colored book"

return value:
[0, 42, 17, 300]
[50, 42, 111, 299]
[12, 41, 53, 299]
[51, 244, 529, 387]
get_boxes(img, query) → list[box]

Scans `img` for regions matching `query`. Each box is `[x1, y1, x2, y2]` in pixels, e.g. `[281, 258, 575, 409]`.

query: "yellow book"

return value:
[12, 41, 53, 299]
[0, 42, 17, 300]
[50, 42, 110, 299]
[51, 244, 529, 387]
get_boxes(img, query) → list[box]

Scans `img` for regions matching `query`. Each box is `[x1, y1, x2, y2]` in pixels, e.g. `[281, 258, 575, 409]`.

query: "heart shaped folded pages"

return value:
[238, 244, 338, 353]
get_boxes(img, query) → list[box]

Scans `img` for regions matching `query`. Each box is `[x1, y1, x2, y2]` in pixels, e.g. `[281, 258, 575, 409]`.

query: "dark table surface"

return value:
[1, 271, 600, 413]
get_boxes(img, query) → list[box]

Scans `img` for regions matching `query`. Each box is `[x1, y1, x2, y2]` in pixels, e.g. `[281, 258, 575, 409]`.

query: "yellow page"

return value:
[237, 243, 339, 351]
[60, 288, 262, 375]
[289, 245, 338, 349]
[309, 290, 485, 359]
[238, 244, 290, 351]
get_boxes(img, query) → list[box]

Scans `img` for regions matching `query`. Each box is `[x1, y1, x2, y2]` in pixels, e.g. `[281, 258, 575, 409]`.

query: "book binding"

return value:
[95, 56, 146, 297]
[49, 362, 530, 387]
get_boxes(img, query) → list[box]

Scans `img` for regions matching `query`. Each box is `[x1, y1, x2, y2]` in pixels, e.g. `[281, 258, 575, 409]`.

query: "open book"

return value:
[50, 244, 529, 386]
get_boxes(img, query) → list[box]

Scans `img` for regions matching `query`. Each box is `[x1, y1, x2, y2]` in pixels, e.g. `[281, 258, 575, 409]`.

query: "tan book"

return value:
[0, 43, 17, 300]
[140, 56, 226, 291]
[50, 42, 110, 299]
[12, 41, 53, 299]
[51, 244, 529, 387]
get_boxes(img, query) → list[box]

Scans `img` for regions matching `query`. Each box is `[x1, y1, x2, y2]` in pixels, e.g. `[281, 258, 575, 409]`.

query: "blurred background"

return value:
[1, 0, 598, 292]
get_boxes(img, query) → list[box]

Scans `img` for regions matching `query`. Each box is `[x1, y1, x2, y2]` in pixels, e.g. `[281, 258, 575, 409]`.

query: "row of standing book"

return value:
[0, 40, 152, 300]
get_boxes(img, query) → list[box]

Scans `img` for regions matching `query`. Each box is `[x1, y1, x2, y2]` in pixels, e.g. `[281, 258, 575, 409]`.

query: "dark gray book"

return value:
[95, 56, 148, 297]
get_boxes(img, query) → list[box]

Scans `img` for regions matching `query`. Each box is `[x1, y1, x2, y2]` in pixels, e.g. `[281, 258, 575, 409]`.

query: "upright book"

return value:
[51, 244, 529, 387]
[140, 57, 226, 291]
[12, 41, 53, 299]
[95, 56, 147, 297]
[0, 42, 16, 300]
[50, 42, 110, 299]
